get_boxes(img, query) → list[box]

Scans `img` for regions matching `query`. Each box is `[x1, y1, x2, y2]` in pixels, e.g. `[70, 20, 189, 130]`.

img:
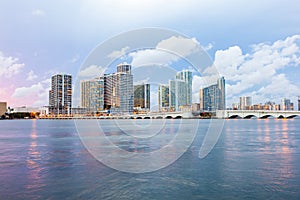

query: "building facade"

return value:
[0, 102, 7, 116]
[175, 70, 192, 105]
[199, 77, 225, 112]
[103, 63, 133, 114]
[134, 83, 150, 110]
[81, 78, 104, 113]
[239, 96, 252, 110]
[49, 74, 72, 115]
[169, 70, 192, 111]
[281, 98, 294, 111]
[158, 85, 170, 112]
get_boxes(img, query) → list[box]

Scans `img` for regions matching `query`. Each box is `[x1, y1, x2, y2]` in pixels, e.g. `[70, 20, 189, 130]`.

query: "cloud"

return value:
[156, 36, 200, 57]
[257, 74, 300, 97]
[32, 9, 45, 16]
[12, 83, 44, 98]
[12, 79, 50, 106]
[69, 54, 80, 63]
[130, 49, 176, 67]
[107, 46, 130, 59]
[201, 43, 214, 51]
[212, 34, 300, 106]
[0, 51, 25, 78]
[78, 65, 106, 78]
[130, 36, 201, 67]
[26, 70, 38, 81]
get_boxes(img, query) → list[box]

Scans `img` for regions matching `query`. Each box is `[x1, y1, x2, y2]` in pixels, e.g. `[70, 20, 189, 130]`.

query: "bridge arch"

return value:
[260, 115, 271, 119]
[228, 115, 241, 119]
[286, 115, 297, 119]
[244, 115, 255, 119]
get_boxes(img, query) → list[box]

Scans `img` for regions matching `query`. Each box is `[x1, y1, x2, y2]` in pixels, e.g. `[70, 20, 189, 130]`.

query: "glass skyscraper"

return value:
[134, 84, 150, 110]
[169, 70, 192, 111]
[199, 77, 225, 112]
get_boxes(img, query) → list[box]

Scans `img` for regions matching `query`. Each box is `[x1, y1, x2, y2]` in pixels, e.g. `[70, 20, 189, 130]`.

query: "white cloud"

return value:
[156, 36, 200, 57]
[69, 54, 80, 63]
[213, 34, 300, 106]
[130, 36, 201, 67]
[257, 74, 299, 97]
[78, 65, 106, 78]
[12, 79, 50, 106]
[26, 70, 38, 81]
[0, 51, 24, 78]
[32, 9, 45, 16]
[130, 49, 176, 67]
[12, 83, 44, 98]
[201, 43, 214, 51]
[107, 46, 130, 59]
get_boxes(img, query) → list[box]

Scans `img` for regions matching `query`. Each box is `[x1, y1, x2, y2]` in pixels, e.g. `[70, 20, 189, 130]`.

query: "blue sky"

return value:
[0, 0, 300, 109]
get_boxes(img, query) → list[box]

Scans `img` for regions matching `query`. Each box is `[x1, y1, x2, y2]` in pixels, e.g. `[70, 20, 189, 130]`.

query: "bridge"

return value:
[39, 112, 192, 120]
[216, 110, 300, 119]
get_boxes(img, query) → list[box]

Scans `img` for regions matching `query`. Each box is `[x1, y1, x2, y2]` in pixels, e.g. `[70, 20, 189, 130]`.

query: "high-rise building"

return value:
[281, 98, 293, 111]
[169, 70, 192, 111]
[176, 70, 192, 105]
[158, 85, 170, 112]
[103, 63, 133, 114]
[134, 84, 150, 109]
[81, 78, 104, 113]
[199, 77, 225, 112]
[49, 74, 72, 115]
[169, 79, 187, 111]
[239, 96, 252, 110]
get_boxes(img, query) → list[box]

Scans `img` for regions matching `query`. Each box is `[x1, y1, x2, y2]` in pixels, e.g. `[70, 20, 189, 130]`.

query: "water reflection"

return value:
[259, 119, 295, 189]
[26, 120, 45, 193]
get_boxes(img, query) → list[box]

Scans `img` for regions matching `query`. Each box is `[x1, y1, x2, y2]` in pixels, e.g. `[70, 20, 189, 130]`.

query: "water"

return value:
[0, 119, 300, 199]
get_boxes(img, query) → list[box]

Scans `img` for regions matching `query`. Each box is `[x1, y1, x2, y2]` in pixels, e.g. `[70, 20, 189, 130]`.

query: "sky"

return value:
[0, 0, 300, 109]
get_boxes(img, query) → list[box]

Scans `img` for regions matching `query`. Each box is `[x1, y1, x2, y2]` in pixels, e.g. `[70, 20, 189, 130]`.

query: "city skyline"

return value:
[0, 1, 300, 109]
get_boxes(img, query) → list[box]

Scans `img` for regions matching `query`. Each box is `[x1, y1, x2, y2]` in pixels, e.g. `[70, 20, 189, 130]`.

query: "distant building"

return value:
[134, 84, 150, 110]
[199, 77, 225, 112]
[81, 78, 104, 113]
[281, 98, 293, 111]
[49, 74, 72, 115]
[232, 103, 239, 110]
[263, 101, 280, 111]
[103, 63, 133, 114]
[192, 103, 200, 112]
[158, 85, 170, 112]
[239, 96, 252, 110]
[0, 102, 7, 116]
[11, 106, 40, 113]
[298, 96, 300, 111]
[71, 107, 88, 115]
